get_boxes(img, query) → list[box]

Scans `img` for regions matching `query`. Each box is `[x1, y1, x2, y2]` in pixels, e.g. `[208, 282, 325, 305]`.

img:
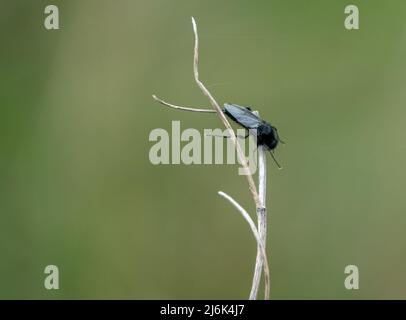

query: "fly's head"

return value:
[257, 123, 278, 151]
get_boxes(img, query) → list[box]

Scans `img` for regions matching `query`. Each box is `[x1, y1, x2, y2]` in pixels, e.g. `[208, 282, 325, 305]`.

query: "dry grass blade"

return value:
[218, 191, 269, 300]
[191, 17, 259, 207]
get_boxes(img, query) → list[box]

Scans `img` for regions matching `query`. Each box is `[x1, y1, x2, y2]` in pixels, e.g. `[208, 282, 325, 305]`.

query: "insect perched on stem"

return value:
[223, 104, 285, 169]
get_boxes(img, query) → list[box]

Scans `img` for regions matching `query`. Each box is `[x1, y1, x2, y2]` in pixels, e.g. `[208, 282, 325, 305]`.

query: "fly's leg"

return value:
[270, 150, 283, 169]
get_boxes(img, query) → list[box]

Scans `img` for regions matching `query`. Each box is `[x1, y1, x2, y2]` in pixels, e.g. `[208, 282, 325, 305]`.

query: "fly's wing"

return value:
[223, 104, 263, 129]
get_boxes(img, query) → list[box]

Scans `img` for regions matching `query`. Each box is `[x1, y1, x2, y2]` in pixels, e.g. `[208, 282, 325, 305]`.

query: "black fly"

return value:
[223, 103, 284, 169]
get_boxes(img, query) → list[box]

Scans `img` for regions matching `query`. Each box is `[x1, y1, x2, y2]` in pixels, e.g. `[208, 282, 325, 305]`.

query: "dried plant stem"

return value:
[152, 95, 215, 113]
[249, 123, 268, 299]
[218, 191, 269, 300]
[190, 17, 259, 206]
[152, 17, 270, 300]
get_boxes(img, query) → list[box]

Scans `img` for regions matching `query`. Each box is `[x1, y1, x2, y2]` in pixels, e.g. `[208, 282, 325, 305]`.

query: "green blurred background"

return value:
[1, 0, 406, 299]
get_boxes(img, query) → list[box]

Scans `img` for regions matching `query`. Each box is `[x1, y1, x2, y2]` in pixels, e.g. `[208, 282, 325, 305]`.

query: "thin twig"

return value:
[191, 17, 259, 207]
[218, 191, 269, 300]
[152, 94, 215, 113]
[249, 110, 268, 299]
